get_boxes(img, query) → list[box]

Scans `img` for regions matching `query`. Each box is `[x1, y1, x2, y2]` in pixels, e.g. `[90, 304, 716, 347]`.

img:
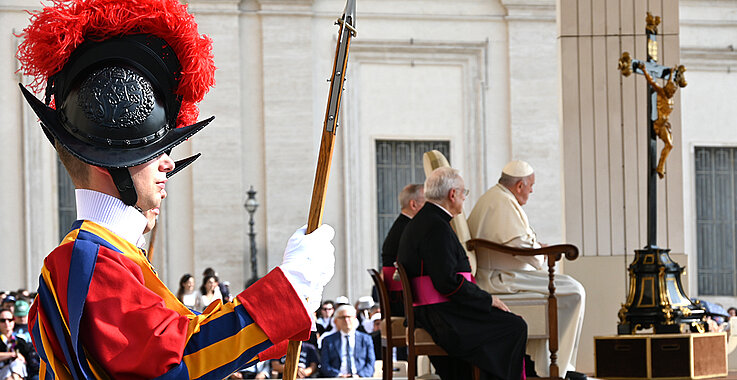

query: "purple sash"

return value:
[411, 272, 474, 306]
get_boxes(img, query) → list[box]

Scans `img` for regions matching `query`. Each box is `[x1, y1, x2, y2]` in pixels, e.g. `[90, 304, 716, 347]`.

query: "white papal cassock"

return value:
[467, 183, 585, 376]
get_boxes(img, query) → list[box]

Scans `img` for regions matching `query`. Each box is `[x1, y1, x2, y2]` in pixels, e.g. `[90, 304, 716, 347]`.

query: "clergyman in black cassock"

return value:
[382, 213, 410, 316]
[381, 184, 425, 317]
[382, 213, 411, 268]
[397, 168, 527, 380]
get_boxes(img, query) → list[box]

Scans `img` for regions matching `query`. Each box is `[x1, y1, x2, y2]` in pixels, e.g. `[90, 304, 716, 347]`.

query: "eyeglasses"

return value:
[0, 318, 13, 323]
[456, 188, 469, 197]
[321, 307, 334, 311]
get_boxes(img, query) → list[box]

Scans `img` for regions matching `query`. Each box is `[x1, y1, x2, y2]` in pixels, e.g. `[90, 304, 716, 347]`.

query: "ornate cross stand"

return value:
[616, 13, 706, 334]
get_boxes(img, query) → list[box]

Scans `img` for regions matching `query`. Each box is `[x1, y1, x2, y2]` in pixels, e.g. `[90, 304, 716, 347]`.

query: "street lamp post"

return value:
[244, 186, 259, 284]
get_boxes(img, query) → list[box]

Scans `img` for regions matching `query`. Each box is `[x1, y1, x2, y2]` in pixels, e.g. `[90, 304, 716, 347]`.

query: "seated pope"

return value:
[467, 160, 586, 380]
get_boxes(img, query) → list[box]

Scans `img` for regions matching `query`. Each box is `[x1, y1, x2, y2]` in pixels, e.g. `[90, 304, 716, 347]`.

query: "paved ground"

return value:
[307, 374, 736, 379]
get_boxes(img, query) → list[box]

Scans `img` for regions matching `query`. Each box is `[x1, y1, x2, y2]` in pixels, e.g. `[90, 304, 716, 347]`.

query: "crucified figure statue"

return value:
[636, 62, 684, 179]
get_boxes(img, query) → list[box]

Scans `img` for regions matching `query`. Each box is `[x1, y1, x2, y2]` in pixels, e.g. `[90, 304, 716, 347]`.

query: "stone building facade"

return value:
[3, 0, 737, 372]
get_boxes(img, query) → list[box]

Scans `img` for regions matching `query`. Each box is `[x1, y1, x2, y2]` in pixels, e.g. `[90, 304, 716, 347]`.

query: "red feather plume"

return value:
[16, 0, 216, 128]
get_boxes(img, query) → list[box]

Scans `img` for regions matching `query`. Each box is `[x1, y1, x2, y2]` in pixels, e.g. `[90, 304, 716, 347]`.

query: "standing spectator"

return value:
[221, 281, 232, 303]
[14, 291, 29, 301]
[176, 274, 204, 311]
[355, 296, 374, 333]
[335, 296, 350, 308]
[728, 307, 737, 319]
[369, 313, 383, 361]
[11, 301, 30, 343]
[202, 267, 226, 301]
[0, 297, 14, 316]
[317, 300, 335, 334]
[10, 301, 39, 380]
[201, 275, 221, 309]
[0, 308, 29, 380]
[320, 305, 375, 377]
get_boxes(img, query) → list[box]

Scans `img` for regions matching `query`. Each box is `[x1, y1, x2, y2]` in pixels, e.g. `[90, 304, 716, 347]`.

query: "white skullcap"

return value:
[502, 160, 534, 177]
[357, 296, 375, 310]
[335, 296, 350, 305]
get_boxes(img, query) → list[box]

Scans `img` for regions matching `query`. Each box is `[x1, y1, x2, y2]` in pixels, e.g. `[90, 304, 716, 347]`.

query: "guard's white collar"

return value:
[75, 189, 148, 248]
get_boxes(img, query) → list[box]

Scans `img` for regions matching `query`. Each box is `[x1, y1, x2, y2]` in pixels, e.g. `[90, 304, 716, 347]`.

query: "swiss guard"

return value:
[17, 0, 335, 378]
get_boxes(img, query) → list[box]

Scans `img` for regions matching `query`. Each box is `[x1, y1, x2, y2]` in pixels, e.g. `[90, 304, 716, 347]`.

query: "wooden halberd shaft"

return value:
[283, 1, 355, 379]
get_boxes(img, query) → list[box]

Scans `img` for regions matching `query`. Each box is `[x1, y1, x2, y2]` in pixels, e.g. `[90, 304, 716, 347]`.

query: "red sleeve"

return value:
[237, 267, 312, 361]
[258, 340, 289, 361]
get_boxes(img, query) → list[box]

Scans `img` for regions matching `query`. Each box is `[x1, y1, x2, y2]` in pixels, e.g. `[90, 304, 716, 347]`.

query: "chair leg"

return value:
[472, 365, 481, 380]
[407, 349, 416, 380]
[383, 345, 392, 380]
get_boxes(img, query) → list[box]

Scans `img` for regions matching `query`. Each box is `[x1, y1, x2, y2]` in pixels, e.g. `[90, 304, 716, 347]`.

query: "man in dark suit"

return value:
[397, 167, 528, 380]
[320, 305, 375, 377]
[381, 184, 425, 317]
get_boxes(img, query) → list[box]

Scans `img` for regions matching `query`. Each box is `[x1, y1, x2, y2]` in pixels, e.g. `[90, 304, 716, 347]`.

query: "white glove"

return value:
[279, 224, 336, 314]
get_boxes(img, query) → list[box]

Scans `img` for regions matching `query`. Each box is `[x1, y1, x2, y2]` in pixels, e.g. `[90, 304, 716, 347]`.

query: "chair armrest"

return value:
[466, 238, 579, 262]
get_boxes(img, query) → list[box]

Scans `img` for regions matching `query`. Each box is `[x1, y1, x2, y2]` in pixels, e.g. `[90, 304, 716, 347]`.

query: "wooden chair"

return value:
[395, 262, 480, 380]
[466, 239, 579, 380]
[367, 268, 407, 380]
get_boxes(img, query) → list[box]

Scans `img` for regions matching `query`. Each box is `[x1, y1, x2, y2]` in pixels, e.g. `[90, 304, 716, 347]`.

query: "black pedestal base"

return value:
[617, 246, 706, 335]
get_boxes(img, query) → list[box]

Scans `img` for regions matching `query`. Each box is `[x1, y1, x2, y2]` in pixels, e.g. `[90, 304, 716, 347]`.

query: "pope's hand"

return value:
[279, 225, 336, 313]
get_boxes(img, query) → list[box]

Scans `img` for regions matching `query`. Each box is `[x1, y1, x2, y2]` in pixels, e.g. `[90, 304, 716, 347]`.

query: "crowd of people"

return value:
[228, 296, 379, 378]
[0, 291, 39, 380]
[2, 280, 389, 380]
[1, 275, 385, 380]
[2, 267, 245, 379]
[175, 268, 233, 312]
[171, 267, 382, 378]
[700, 302, 737, 333]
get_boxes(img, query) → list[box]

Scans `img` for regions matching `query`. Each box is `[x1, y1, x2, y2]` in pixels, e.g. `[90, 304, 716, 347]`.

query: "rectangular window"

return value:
[695, 147, 737, 296]
[375, 140, 450, 258]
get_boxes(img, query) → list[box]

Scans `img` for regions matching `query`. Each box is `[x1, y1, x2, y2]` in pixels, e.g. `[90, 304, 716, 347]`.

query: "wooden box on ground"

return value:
[594, 332, 727, 379]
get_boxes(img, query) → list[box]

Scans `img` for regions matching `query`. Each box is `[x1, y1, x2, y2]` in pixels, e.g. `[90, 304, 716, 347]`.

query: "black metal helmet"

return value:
[18, 0, 216, 206]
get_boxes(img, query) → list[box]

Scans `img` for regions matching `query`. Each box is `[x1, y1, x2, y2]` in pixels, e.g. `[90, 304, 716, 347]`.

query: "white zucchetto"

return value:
[502, 160, 534, 177]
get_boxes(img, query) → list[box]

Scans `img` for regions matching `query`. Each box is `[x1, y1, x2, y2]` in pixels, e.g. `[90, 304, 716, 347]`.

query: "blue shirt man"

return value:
[320, 305, 375, 377]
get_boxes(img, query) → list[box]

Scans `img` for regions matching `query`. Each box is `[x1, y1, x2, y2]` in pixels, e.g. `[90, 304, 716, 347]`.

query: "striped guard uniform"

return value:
[29, 220, 310, 380]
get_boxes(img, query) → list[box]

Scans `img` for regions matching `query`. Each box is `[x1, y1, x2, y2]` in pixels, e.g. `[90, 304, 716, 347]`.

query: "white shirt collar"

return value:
[428, 201, 453, 217]
[339, 330, 356, 375]
[75, 189, 148, 248]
